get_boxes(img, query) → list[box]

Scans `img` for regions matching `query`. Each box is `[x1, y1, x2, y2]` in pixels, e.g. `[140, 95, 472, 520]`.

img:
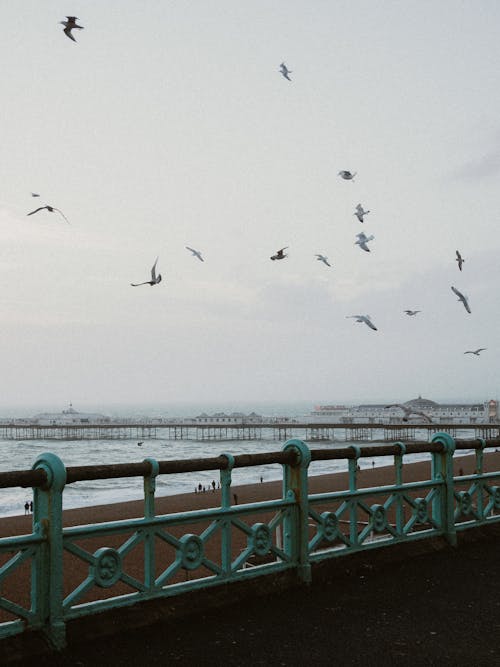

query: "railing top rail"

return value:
[0, 437, 498, 489]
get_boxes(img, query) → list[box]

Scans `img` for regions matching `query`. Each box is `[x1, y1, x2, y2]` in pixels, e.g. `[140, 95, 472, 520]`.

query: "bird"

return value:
[451, 286, 471, 313]
[346, 315, 377, 331]
[27, 205, 70, 224]
[60, 16, 84, 42]
[31, 192, 40, 197]
[279, 63, 292, 81]
[186, 246, 204, 262]
[270, 247, 288, 261]
[456, 250, 465, 271]
[404, 310, 421, 316]
[384, 404, 432, 423]
[464, 348, 486, 356]
[338, 170, 356, 181]
[315, 254, 331, 267]
[354, 204, 370, 222]
[131, 257, 162, 286]
[137, 442, 144, 447]
[355, 232, 374, 252]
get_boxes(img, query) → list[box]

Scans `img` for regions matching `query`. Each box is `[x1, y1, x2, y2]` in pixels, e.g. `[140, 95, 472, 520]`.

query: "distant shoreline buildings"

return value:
[310, 396, 499, 424]
[0, 397, 497, 426]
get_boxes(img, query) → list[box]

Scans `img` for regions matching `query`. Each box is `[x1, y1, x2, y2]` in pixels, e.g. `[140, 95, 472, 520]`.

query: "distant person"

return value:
[29, 501, 33, 513]
[211, 480, 216, 492]
[260, 476, 263, 483]
[198, 483, 202, 493]
[24, 501, 29, 515]
[233, 493, 238, 505]
[194, 486, 197, 494]
[372, 461, 375, 469]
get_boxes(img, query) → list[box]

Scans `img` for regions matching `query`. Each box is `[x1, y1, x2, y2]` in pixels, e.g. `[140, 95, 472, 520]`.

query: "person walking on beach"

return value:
[29, 501, 33, 513]
[24, 501, 29, 515]
[211, 480, 216, 492]
[198, 483, 202, 493]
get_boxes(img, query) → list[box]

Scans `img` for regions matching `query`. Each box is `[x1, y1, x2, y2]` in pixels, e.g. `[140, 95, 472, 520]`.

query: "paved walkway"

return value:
[9, 533, 500, 666]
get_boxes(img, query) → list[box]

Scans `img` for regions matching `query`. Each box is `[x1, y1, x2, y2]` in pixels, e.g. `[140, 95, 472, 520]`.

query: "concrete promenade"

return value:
[7, 527, 499, 666]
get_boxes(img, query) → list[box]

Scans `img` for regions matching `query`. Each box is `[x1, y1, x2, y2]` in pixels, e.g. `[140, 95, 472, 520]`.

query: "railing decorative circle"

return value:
[371, 504, 387, 532]
[92, 547, 122, 588]
[180, 534, 204, 570]
[415, 498, 428, 524]
[249, 523, 272, 556]
[320, 512, 339, 542]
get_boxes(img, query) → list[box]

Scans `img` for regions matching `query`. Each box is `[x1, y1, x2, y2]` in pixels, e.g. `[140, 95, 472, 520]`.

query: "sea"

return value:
[0, 401, 473, 517]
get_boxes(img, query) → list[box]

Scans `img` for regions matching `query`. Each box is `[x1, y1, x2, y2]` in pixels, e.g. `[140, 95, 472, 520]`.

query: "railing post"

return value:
[348, 446, 361, 547]
[32, 452, 67, 651]
[431, 432, 456, 546]
[394, 442, 406, 535]
[220, 452, 235, 577]
[282, 439, 311, 583]
[474, 438, 486, 521]
[143, 457, 159, 589]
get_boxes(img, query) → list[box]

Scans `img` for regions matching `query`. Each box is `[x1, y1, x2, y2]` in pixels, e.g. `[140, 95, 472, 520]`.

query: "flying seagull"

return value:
[464, 348, 486, 356]
[315, 254, 331, 267]
[355, 232, 374, 252]
[384, 404, 432, 423]
[60, 16, 84, 42]
[338, 170, 356, 181]
[354, 204, 370, 222]
[270, 247, 288, 261]
[404, 310, 421, 316]
[137, 442, 144, 447]
[186, 246, 204, 262]
[31, 192, 40, 197]
[456, 250, 465, 271]
[279, 63, 292, 81]
[27, 205, 70, 224]
[131, 257, 162, 287]
[346, 315, 377, 331]
[451, 286, 471, 313]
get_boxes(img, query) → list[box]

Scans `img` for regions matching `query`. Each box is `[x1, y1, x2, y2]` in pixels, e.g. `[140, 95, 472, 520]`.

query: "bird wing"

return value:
[130, 281, 150, 287]
[186, 246, 196, 254]
[53, 208, 70, 224]
[27, 207, 46, 216]
[451, 286, 463, 299]
[151, 257, 159, 281]
[456, 251, 462, 260]
[476, 348, 486, 352]
[64, 27, 77, 41]
[356, 232, 367, 241]
[463, 298, 471, 314]
[364, 318, 377, 330]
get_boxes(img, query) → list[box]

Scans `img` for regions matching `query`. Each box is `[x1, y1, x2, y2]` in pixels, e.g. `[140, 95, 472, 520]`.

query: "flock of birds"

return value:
[23, 22, 485, 367]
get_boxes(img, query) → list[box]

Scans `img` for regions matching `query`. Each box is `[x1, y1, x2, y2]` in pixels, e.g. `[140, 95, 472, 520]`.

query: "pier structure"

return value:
[1, 421, 500, 442]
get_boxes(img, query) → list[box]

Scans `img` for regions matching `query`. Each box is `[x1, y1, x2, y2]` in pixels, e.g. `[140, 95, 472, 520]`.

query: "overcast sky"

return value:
[1, 1, 500, 411]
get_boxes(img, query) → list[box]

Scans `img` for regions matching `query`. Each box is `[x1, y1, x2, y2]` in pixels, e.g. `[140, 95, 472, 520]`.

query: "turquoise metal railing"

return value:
[0, 433, 498, 650]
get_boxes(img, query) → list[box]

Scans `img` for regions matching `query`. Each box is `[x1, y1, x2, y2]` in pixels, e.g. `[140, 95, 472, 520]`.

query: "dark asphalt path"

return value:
[10, 535, 500, 667]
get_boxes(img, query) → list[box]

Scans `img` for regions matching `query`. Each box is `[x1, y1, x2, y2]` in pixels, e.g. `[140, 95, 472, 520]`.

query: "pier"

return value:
[1, 420, 500, 441]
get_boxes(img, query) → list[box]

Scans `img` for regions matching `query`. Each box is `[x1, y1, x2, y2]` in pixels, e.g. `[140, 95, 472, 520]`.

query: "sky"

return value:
[1, 1, 500, 411]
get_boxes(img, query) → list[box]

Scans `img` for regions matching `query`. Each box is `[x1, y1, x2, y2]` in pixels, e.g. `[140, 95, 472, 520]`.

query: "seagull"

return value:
[60, 16, 84, 42]
[131, 257, 162, 287]
[346, 315, 377, 331]
[338, 170, 356, 181]
[315, 254, 331, 267]
[27, 205, 70, 224]
[451, 286, 471, 313]
[456, 250, 465, 271]
[404, 310, 421, 316]
[186, 246, 204, 262]
[464, 348, 486, 356]
[270, 247, 288, 261]
[384, 404, 432, 423]
[354, 204, 370, 222]
[355, 232, 374, 252]
[137, 442, 144, 447]
[279, 63, 292, 81]
[31, 192, 40, 197]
